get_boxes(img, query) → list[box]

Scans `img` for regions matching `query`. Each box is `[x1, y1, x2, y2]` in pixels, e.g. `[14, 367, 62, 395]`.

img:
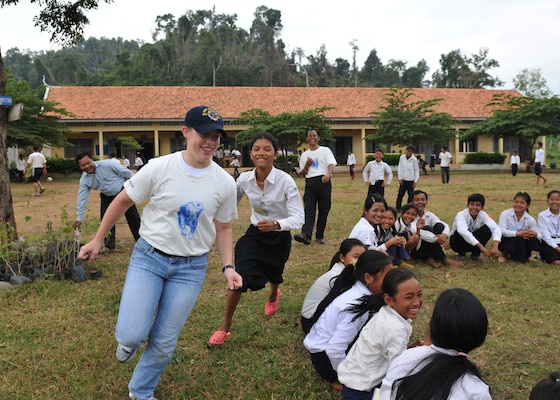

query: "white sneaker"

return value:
[129, 392, 157, 400]
[116, 344, 137, 363]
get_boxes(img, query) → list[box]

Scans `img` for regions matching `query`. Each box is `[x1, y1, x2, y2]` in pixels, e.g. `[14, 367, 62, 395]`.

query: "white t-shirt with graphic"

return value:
[124, 151, 237, 256]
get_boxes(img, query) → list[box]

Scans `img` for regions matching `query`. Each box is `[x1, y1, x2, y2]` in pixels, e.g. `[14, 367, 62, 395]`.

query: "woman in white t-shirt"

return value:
[78, 106, 243, 400]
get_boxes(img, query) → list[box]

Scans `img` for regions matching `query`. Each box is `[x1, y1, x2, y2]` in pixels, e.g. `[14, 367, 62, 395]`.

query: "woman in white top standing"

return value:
[209, 132, 304, 346]
[498, 191, 540, 263]
[78, 106, 242, 400]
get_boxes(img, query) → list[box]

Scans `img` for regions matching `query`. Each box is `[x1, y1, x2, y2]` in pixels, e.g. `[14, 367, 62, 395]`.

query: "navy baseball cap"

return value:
[184, 106, 226, 136]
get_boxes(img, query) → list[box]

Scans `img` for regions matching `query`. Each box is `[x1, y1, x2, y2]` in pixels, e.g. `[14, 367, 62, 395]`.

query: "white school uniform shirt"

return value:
[451, 209, 501, 246]
[362, 160, 393, 185]
[338, 306, 412, 392]
[349, 217, 388, 252]
[498, 208, 540, 238]
[510, 154, 520, 165]
[236, 167, 304, 231]
[303, 281, 372, 370]
[538, 208, 560, 248]
[397, 154, 419, 182]
[347, 153, 356, 166]
[414, 210, 450, 243]
[439, 151, 453, 167]
[379, 345, 492, 400]
[27, 152, 47, 169]
[301, 261, 345, 319]
[299, 146, 337, 178]
[535, 147, 545, 164]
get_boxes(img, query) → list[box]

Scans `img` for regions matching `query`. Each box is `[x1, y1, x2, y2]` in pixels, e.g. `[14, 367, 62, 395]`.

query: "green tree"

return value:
[431, 48, 503, 88]
[6, 72, 73, 148]
[513, 67, 551, 98]
[234, 107, 334, 151]
[369, 86, 456, 148]
[1, 0, 112, 240]
[463, 94, 560, 161]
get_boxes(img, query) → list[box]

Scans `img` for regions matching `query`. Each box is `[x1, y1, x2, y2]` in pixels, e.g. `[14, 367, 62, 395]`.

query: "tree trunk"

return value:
[0, 50, 18, 243]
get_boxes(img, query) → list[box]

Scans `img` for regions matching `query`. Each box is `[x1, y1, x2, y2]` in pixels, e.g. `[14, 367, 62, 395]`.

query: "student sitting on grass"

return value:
[338, 267, 424, 400]
[303, 250, 393, 391]
[300, 238, 367, 335]
[379, 288, 491, 400]
[530, 371, 560, 400]
[498, 191, 540, 263]
[449, 193, 501, 262]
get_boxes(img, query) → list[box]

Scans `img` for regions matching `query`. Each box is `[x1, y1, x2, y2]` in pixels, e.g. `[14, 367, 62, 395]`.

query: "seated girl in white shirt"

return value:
[498, 191, 540, 263]
[379, 288, 491, 400]
[303, 250, 393, 390]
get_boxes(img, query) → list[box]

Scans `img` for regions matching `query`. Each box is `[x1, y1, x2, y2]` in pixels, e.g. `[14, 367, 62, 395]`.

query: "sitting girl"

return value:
[498, 191, 540, 263]
[303, 250, 393, 390]
[348, 194, 388, 250]
[393, 204, 424, 267]
[338, 267, 424, 400]
[379, 207, 410, 267]
[379, 288, 490, 400]
[300, 238, 367, 335]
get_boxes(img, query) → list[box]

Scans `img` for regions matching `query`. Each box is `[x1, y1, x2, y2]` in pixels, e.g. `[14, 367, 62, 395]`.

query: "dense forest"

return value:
[3, 6, 503, 90]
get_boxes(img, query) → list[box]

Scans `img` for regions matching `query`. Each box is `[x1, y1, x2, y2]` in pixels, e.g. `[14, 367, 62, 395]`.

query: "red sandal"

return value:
[208, 330, 231, 345]
[264, 289, 281, 316]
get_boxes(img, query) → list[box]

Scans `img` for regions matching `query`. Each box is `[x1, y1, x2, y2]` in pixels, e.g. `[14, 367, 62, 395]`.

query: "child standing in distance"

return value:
[348, 194, 388, 251]
[379, 288, 490, 400]
[300, 238, 367, 335]
[303, 251, 393, 390]
[362, 148, 393, 199]
[530, 372, 560, 400]
[538, 190, 560, 265]
[510, 150, 520, 176]
[450, 193, 502, 262]
[347, 150, 356, 180]
[338, 268, 423, 400]
[498, 191, 540, 263]
[379, 207, 409, 267]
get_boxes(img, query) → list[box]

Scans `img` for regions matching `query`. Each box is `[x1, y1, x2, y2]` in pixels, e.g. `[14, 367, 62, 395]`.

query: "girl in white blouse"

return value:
[498, 191, 540, 263]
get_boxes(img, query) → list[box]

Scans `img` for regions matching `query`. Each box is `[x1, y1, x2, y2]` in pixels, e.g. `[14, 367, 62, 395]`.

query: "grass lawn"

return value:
[2, 168, 560, 399]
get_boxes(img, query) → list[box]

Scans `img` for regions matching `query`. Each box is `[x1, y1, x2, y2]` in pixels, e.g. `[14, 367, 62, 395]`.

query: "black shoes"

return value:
[294, 233, 311, 245]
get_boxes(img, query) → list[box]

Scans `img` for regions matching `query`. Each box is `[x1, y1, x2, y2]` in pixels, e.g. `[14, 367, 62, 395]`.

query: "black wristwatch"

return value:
[222, 264, 236, 273]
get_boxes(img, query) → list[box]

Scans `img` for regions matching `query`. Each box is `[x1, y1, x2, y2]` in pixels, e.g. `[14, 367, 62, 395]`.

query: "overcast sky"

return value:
[1, 0, 559, 94]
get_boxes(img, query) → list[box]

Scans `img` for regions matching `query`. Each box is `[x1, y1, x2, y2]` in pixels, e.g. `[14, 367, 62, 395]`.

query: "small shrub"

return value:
[46, 158, 81, 173]
[463, 152, 507, 164]
[274, 154, 299, 172]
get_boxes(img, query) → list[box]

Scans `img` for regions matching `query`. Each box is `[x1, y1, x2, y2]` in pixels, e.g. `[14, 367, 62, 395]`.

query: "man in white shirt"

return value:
[362, 148, 393, 198]
[346, 150, 356, 180]
[439, 146, 453, 184]
[396, 145, 419, 211]
[25, 145, 47, 196]
[510, 150, 520, 176]
[534, 141, 547, 184]
[294, 129, 337, 245]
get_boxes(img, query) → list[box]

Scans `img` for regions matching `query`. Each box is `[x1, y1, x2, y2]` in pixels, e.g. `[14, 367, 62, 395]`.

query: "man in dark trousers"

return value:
[72, 152, 141, 250]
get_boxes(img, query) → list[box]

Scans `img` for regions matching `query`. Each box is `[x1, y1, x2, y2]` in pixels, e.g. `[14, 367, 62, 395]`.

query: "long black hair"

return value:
[393, 288, 488, 400]
[328, 238, 366, 271]
[312, 250, 392, 325]
[346, 266, 418, 322]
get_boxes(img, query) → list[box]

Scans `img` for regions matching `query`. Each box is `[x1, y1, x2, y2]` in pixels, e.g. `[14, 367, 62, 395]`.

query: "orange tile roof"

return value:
[45, 86, 521, 121]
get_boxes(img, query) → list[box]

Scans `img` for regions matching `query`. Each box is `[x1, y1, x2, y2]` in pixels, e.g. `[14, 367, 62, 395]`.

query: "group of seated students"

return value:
[348, 189, 560, 267]
[299, 189, 560, 399]
[300, 243, 490, 399]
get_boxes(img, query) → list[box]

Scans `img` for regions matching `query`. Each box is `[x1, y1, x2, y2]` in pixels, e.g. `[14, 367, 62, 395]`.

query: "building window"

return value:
[459, 138, 477, 153]
[503, 137, 519, 154]
[65, 139, 94, 158]
[170, 134, 185, 153]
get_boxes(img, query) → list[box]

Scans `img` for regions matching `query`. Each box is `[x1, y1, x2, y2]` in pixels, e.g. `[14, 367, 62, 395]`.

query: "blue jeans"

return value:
[116, 237, 208, 400]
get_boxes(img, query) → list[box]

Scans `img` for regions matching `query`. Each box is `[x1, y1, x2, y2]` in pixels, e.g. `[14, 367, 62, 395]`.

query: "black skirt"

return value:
[234, 224, 292, 292]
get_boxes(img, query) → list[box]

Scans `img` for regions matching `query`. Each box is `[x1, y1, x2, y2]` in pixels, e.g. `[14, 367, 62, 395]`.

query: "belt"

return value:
[153, 247, 188, 259]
